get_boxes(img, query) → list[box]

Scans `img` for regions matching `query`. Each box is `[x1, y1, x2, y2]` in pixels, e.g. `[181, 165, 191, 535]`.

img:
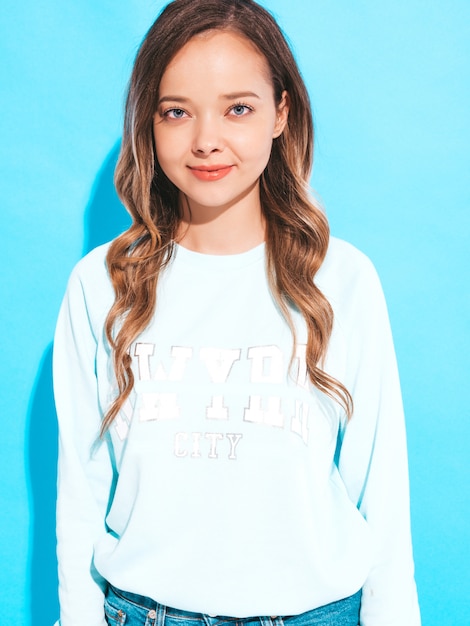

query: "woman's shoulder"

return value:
[69, 241, 112, 283]
[317, 236, 384, 308]
[64, 242, 114, 317]
[324, 236, 373, 270]
[322, 236, 377, 277]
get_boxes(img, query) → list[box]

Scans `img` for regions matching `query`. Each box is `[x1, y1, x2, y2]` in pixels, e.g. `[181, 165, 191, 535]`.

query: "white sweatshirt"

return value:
[53, 237, 420, 626]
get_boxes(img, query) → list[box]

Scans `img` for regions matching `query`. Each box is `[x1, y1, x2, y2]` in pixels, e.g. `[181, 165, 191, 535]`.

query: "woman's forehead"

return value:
[159, 30, 272, 91]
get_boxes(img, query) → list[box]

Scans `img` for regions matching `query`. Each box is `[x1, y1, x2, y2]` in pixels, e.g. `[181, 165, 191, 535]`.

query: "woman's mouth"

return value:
[188, 165, 233, 181]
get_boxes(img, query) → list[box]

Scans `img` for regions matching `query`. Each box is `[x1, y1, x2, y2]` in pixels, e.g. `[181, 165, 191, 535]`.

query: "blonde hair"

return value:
[103, 0, 352, 433]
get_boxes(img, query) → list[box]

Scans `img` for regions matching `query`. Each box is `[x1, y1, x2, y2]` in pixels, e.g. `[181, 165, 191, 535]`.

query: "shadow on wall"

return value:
[27, 140, 131, 626]
[27, 344, 58, 626]
[84, 140, 132, 253]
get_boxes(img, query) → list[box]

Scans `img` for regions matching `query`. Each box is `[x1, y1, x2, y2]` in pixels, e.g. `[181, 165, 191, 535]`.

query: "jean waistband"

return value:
[107, 585, 362, 623]
[108, 586, 260, 620]
[109, 585, 159, 612]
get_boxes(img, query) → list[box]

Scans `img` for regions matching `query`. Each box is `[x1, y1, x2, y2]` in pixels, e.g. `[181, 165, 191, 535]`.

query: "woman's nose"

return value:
[192, 116, 224, 155]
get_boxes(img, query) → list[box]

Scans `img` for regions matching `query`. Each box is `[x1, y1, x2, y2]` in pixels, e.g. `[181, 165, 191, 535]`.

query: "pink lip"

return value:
[189, 165, 233, 181]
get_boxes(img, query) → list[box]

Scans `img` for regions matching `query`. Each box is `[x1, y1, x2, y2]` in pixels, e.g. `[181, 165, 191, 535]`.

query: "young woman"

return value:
[53, 1, 421, 625]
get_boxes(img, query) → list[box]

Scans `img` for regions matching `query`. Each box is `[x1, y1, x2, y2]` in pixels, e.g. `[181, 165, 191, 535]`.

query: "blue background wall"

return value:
[1, 1, 468, 624]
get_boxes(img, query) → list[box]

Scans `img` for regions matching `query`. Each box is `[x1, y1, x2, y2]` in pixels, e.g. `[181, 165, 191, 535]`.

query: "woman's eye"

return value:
[165, 108, 187, 119]
[230, 104, 252, 117]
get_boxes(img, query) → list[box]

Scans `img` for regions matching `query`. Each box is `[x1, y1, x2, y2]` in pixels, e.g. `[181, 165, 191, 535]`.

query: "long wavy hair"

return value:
[103, 0, 353, 433]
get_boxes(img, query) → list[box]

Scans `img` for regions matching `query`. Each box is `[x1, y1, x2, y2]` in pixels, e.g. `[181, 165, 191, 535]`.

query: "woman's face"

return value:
[153, 30, 288, 218]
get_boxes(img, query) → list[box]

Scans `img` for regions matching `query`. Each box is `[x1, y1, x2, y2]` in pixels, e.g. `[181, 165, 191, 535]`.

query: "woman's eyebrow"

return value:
[157, 92, 261, 106]
[157, 95, 190, 105]
[222, 91, 260, 100]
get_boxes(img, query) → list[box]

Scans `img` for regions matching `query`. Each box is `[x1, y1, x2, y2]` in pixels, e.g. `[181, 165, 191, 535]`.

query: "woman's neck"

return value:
[176, 191, 266, 255]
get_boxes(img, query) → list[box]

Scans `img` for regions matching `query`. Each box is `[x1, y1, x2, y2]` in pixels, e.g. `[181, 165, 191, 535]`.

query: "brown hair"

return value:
[103, 0, 352, 433]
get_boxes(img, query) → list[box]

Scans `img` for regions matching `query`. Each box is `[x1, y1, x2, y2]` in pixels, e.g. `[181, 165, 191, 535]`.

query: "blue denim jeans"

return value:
[104, 585, 361, 626]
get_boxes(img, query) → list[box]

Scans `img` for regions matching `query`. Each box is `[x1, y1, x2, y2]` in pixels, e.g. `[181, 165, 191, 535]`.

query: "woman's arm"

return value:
[335, 253, 420, 626]
[53, 262, 114, 626]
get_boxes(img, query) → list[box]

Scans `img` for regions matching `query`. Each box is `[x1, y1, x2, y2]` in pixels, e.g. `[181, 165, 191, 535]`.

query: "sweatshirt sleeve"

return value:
[335, 254, 420, 626]
[53, 263, 114, 626]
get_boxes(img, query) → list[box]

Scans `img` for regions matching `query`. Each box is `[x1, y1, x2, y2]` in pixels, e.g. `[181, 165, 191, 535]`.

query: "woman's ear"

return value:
[273, 90, 290, 138]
